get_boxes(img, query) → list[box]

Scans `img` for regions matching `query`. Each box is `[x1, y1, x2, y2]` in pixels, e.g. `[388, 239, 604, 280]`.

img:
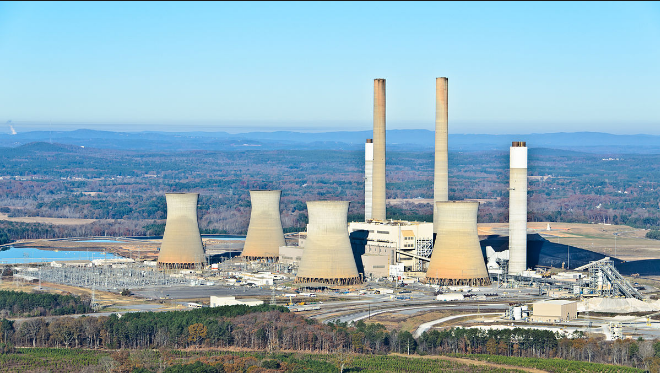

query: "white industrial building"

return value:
[279, 245, 304, 265]
[210, 296, 264, 307]
[349, 220, 433, 277]
[531, 300, 578, 323]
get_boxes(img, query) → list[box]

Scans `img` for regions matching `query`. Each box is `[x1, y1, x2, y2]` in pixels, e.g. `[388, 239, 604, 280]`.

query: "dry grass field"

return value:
[479, 222, 660, 262]
[0, 213, 99, 226]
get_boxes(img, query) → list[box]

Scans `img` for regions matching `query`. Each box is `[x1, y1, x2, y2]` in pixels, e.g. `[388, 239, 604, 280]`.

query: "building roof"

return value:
[535, 299, 577, 305]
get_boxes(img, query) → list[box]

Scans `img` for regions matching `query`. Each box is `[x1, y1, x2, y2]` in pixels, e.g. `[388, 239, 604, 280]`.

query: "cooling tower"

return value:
[295, 201, 361, 285]
[158, 193, 205, 269]
[433, 77, 449, 235]
[364, 139, 373, 221]
[425, 201, 490, 286]
[372, 79, 386, 221]
[509, 142, 528, 274]
[242, 190, 285, 260]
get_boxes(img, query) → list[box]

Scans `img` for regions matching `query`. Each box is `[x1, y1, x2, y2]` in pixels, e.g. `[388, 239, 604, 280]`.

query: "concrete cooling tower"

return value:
[295, 201, 361, 286]
[364, 139, 374, 221]
[509, 142, 528, 274]
[158, 193, 205, 269]
[242, 190, 285, 260]
[425, 201, 490, 286]
[433, 77, 449, 236]
[372, 78, 386, 221]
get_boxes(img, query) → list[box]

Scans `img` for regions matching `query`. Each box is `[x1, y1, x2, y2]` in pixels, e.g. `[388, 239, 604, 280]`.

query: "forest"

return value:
[0, 290, 91, 318]
[0, 144, 659, 240]
[0, 301, 658, 371]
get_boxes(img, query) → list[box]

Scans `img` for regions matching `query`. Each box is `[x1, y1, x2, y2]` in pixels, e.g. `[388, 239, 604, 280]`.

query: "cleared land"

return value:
[478, 222, 660, 262]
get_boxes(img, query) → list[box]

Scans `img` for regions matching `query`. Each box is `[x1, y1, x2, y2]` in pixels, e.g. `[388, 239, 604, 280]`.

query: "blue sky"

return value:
[0, 1, 658, 133]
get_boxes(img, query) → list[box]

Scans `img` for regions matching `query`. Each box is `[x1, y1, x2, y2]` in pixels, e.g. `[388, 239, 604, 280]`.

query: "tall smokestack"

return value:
[242, 190, 285, 260]
[509, 141, 528, 274]
[433, 77, 449, 235]
[372, 79, 386, 221]
[158, 193, 205, 269]
[364, 139, 373, 221]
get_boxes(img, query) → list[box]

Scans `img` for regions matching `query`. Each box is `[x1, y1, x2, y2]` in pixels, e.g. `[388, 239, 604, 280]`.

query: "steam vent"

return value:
[425, 201, 490, 286]
[509, 141, 528, 274]
[242, 190, 286, 260]
[158, 193, 205, 269]
[295, 201, 362, 286]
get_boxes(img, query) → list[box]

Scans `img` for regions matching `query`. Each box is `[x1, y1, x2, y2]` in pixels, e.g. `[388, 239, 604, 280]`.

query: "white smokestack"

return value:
[364, 139, 373, 221]
[509, 142, 528, 274]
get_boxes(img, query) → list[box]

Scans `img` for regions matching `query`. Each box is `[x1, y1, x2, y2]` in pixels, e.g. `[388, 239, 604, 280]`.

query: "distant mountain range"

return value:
[0, 129, 658, 154]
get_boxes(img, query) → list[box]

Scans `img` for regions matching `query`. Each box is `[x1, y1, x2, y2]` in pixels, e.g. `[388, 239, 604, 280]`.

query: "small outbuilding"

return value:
[531, 299, 578, 322]
[210, 296, 264, 307]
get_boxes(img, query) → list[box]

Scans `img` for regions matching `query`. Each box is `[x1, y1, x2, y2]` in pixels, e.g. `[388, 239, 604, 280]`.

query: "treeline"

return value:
[2, 147, 660, 235]
[0, 304, 657, 371]
[647, 230, 660, 240]
[418, 327, 658, 370]
[0, 290, 91, 318]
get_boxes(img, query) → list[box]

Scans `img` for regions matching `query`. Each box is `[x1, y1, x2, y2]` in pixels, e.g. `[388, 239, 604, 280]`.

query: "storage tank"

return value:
[425, 201, 490, 286]
[158, 193, 205, 269]
[295, 201, 361, 285]
[509, 141, 528, 274]
[242, 190, 285, 260]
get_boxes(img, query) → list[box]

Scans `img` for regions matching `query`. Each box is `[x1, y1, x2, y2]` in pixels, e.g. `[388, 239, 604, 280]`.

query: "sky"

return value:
[0, 1, 659, 134]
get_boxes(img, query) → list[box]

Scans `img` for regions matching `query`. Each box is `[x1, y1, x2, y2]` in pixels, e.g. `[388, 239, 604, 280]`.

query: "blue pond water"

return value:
[126, 235, 246, 241]
[202, 235, 246, 241]
[0, 247, 122, 264]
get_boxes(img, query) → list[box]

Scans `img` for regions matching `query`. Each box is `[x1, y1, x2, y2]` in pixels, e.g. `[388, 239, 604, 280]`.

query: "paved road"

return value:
[414, 312, 503, 338]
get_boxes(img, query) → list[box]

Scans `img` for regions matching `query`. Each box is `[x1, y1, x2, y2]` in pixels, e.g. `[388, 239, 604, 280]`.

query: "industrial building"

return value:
[531, 300, 578, 323]
[158, 193, 206, 269]
[295, 201, 361, 285]
[242, 190, 286, 260]
[210, 296, 264, 307]
[425, 201, 490, 286]
[349, 220, 433, 277]
[278, 245, 304, 265]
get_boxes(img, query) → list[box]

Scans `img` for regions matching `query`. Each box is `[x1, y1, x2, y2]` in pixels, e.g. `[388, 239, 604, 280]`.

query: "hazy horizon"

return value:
[4, 120, 660, 136]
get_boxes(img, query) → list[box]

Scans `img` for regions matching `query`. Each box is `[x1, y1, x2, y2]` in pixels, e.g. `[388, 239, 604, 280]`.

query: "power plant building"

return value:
[158, 193, 206, 269]
[349, 220, 433, 277]
[242, 190, 285, 260]
[425, 201, 490, 286]
[509, 142, 528, 274]
[295, 201, 361, 285]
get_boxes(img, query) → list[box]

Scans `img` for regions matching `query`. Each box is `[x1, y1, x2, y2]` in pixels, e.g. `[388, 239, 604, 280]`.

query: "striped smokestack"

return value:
[433, 77, 449, 235]
[372, 79, 386, 221]
[509, 141, 528, 274]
